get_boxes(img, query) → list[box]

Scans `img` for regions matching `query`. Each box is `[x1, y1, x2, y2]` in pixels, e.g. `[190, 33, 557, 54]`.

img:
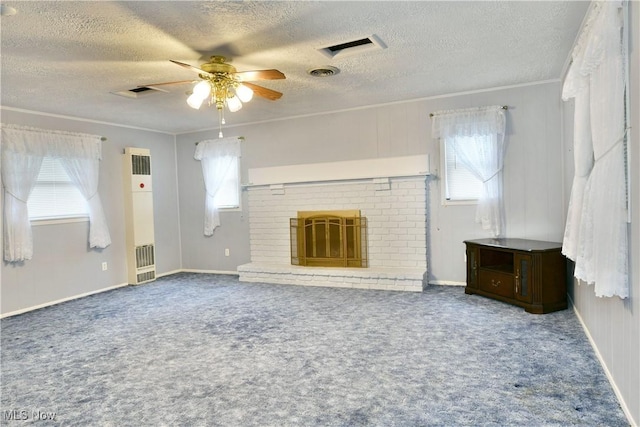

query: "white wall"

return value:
[176, 81, 566, 284]
[563, 3, 640, 424]
[0, 109, 182, 315]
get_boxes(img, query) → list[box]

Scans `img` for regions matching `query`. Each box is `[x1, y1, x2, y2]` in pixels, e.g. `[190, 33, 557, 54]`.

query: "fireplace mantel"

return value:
[246, 154, 430, 187]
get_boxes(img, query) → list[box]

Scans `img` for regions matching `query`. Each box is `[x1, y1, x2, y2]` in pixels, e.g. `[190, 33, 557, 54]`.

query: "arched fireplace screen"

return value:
[290, 210, 368, 268]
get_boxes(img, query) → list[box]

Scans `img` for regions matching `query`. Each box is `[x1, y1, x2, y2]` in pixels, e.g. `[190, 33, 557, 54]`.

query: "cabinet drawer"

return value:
[478, 270, 514, 299]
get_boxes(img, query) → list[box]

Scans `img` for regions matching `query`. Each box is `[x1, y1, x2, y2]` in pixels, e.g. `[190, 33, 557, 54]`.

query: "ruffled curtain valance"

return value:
[1, 124, 111, 262]
[194, 137, 241, 160]
[1, 124, 103, 159]
[195, 137, 241, 236]
[431, 106, 506, 140]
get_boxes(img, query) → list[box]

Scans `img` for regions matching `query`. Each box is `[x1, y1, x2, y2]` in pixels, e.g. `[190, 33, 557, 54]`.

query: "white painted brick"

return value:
[399, 208, 417, 215]
[247, 177, 428, 274]
[398, 181, 418, 189]
[374, 202, 392, 209]
[398, 223, 416, 231]
[389, 228, 408, 237]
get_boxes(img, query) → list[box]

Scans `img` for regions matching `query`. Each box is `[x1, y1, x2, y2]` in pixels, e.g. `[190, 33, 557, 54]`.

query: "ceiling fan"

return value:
[142, 55, 286, 137]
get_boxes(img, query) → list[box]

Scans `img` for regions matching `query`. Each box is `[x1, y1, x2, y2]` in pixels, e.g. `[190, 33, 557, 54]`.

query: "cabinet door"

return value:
[466, 245, 479, 289]
[514, 253, 532, 303]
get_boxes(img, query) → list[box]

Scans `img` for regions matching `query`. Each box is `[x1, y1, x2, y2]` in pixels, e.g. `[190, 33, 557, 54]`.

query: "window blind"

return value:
[27, 157, 89, 220]
[443, 137, 483, 201]
[213, 157, 240, 209]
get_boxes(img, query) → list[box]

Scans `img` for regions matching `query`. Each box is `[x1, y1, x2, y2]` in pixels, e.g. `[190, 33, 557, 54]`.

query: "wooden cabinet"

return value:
[464, 238, 567, 314]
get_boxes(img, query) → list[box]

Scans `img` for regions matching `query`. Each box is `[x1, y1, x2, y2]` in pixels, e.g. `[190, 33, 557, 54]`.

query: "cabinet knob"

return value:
[491, 279, 501, 287]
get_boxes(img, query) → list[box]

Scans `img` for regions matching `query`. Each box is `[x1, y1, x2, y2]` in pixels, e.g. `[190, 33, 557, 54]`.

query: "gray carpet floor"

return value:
[0, 273, 628, 426]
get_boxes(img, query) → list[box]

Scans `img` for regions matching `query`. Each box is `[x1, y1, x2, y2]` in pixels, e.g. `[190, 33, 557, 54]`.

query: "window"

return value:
[441, 136, 483, 203]
[213, 156, 240, 209]
[27, 157, 88, 220]
[194, 137, 241, 236]
[431, 105, 506, 236]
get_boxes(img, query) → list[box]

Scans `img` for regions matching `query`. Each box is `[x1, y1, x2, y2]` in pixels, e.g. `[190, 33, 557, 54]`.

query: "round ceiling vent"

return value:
[307, 66, 340, 77]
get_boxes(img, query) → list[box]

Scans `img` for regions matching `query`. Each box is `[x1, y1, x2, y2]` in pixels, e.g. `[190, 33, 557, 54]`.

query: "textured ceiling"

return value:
[0, 1, 590, 134]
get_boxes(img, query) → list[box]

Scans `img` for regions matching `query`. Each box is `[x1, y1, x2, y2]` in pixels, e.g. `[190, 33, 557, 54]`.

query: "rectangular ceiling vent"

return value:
[111, 86, 168, 99]
[317, 34, 386, 59]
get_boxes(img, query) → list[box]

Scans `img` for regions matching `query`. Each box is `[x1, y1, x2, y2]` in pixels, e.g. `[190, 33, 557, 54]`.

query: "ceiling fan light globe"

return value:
[236, 84, 254, 103]
[187, 93, 204, 109]
[227, 95, 243, 112]
[193, 81, 212, 99]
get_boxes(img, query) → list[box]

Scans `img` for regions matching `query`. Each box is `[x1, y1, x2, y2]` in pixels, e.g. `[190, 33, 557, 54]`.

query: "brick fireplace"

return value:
[237, 156, 429, 292]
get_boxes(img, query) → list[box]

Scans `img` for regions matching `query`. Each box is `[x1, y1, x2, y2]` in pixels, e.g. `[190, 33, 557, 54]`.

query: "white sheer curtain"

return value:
[565, 1, 628, 298]
[194, 137, 241, 236]
[431, 106, 507, 237]
[561, 93, 593, 261]
[1, 133, 45, 261]
[57, 150, 112, 249]
[560, 1, 629, 298]
[1, 124, 111, 262]
[561, 14, 595, 262]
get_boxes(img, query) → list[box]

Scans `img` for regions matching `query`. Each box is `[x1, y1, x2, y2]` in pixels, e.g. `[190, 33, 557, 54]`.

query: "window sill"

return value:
[218, 206, 242, 212]
[442, 199, 479, 207]
[30, 216, 89, 226]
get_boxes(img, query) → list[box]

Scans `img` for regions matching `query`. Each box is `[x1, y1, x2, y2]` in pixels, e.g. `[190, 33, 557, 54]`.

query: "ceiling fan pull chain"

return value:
[218, 109, 224, 138]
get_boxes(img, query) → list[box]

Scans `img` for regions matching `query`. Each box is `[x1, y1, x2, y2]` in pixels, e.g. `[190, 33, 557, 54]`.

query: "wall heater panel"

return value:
[123, 147, 156, 285]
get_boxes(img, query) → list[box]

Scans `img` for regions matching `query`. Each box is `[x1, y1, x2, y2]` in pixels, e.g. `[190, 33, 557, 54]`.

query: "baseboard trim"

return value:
[179, 269, 239, 276]
[0, 282, 129, 319]
[429, 280, 466, 287]
[569, 295, 637, 427]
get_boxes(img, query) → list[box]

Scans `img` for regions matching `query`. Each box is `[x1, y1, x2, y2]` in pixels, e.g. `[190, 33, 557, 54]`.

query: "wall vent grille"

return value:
[135, 244, 155, 268]
[131, 155, 151, 175]
[137, 271, 156, 284]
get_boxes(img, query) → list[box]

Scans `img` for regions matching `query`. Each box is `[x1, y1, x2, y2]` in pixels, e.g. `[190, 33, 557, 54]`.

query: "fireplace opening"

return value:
[290, 210, 368, 268]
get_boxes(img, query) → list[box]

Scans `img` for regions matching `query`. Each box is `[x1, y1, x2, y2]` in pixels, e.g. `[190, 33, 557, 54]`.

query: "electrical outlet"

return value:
[225, 248, 230, 257]
[102, 262, 108, 271]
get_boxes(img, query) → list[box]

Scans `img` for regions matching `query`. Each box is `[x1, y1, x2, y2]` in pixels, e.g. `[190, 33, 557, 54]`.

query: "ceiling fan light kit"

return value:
[146, 55, 285, 137]
[187, 73, 251, 111]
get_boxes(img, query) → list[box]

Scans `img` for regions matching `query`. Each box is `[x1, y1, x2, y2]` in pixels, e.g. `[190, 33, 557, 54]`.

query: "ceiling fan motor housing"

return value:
[200, 56, 237, 74]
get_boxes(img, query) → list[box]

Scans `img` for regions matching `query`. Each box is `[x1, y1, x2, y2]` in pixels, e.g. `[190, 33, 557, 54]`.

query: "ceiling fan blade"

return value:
[234, 69, 286, 81]
[243, 82, 283, 101]
[170, 59, 209, 75]
[139, 80, 195, 88]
